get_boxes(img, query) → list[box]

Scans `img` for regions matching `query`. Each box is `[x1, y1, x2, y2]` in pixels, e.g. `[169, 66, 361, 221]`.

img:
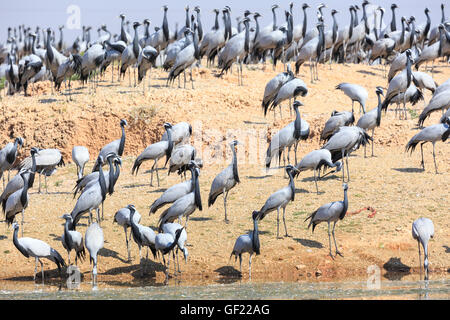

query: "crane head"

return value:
[163, 122, 173, 130]
[285, 164, 300, 174]
[375, 86, 384, 96]
[317, 3, 327, 10]
[30, 147, 40, 156]
[113, 156, 122, 167]
[120, 119, 128, 127]
[335, 161, 343, 172]
[342, 183, 348, 191]
[12, 222, 19, 231]
[271, 5, 279, 11]
[424, 8, 430, 14]
[293, 100, 303, 108]
[60, 213, 72, 221]
[194, 6, 200, 13]
[302, 3, 310, 10]
[133, 22, 141, 29]
[15, 137, 24, 146]
[182, 247, 189, 263]
[391, 3, 398, 9]
[252, 210, 260, 221]
[331, 9, 339, 15]
[161, 5, 168, 11]
[444, 117, 450, 125]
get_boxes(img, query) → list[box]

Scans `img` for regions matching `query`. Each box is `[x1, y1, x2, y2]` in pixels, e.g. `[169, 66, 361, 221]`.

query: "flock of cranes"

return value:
[0, 1, 449, 285]
[1, 2, 450, 96]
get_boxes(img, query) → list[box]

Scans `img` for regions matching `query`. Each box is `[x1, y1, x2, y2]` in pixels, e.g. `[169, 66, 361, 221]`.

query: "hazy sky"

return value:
[1, 0, 446, 45]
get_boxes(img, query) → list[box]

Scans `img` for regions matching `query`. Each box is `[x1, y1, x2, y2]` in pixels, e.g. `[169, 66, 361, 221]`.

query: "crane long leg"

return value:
[327, 222, 334, 260]
[371, 128, 375, 157]
[176, 248, 181, 273]
[44, 175, 48, 194]
[249, 253, 253, 279]
[239, 253, 242, 275]
[21, 209, 24, 237]
[150, 160, 156, 186]
[420, 142, 426, 170]
[96, 208, 101, 226]
[341, 150, 345, 182]
[34, 257, 38, 281]
[190, 67, 194, 90]
[223, 189, 229, 223]
[332, 221, 343, 257]
[282, 207, 289, 237]
[345, 152, 350, 182]
[276, 207, 281, 239]
[124, 226, 130, 261]
[432, 142, 438, 174]
[172, 249, 177, 275]
[417, 240, 422, 279]
[314, 169, 319, 194]
[39, 258, 44, 283]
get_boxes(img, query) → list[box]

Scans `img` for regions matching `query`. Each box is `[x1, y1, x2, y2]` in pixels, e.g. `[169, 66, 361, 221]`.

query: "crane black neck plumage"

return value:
[213, 9, 220, 31]
[230, 142, 240, 184]
[423, 8, 431, 42]
[118, 119, 127, 157]
[391, 4, 398, 32]
[120, 15, 128, 43]
[272, 5, 278, 31]
[195, 7, 203, 42]
[193, 168, 202, 211]
[293, 102, 302, 140]
[349, 7, 355, 40]
[286, 166, 296, 201]
[362, 1, 370, 34]
[408, 17, 416, 48]
[331, 10, 338, 44]
[132, 22, 140, 59]
[12, 224, 29, 258]
[252, 211, 260, 255]
[98, 157, 107, 203]
[162, 6, 169, 42]
[339, 185, 349, 220]
[19, 171, 29, 211]
[163, 125, 174, 167]
[28, 147, 38, 189]
[46, 28, 54, 65]
[302, 4, 309, 39]
[253, 13, 260, 42]
[63, 215, 74, 252]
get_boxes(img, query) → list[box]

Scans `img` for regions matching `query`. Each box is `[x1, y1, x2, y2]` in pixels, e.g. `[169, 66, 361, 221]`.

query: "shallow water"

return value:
[0, 278, 448, 300]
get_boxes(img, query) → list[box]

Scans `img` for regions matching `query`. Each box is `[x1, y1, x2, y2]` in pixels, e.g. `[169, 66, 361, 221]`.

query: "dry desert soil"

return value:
[0, 60, 448, 290]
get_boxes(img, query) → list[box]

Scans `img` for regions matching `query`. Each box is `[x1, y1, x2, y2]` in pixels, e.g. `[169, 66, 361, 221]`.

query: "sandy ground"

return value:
[0, 59, 449, 291]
